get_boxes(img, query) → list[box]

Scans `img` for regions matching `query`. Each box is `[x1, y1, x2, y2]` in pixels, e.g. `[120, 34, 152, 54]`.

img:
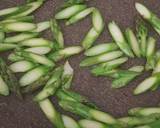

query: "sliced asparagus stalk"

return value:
[134, 73, 160, 95]
[34, 67, 63, 101]
[39, 99, 65, 128]
[80, 50, 123, 67]
[2, 22, 37, 32]
[108, 21, 134, 57]
[56, 89, 97, 108]
[155, 50, 160, 62]
[81, 27, 100, 49]
[20, 38, 53, 47]
[129, 107, 160, 117]
[0, 76, 9, 96]
[135, 3, 160, 35]
[0, 43, 17, 52]
[153, 59, 160, 74]
[84, 43, 119, 56]
[135, 120, 160, 128]
[125, 28, 141, 57]
[50, 19, 64, 49]
[55, 4, 87, 19]
[91, 57, 128, 76]
[8, 53, 24, 62]
[79, 119, 108, 128]
[61, 61, 74, 89]
[24, 46, 51, 55]
[0, 30, 5, 43]
[0, 6, 20, 17]
[63, 0, 85, 8]
[62, 115, 81, 128]
[31, 21, 50, 32]
[59, 100, 116, 125]
[92, 8, 104, 33]
[16, 51, 55, 67]
[4, 32, 38, 43]
[9, 60, 36, 73]
[66, 7, 94, 25]
[19, 66, 50, 87]
[48, 46, 83, 62]
[129, 66, 144, 72]
[136, 18, 148, 57]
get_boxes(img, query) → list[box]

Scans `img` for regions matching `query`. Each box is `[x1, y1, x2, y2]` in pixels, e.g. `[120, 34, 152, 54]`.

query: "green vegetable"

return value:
[0, 6, 20, 17]
[0, 76, 9, 96]
[91, 57, 128, 76]
[59, 100, 116, 125]
[81, 27, 100, 49]
[48, 46, 83, 62]
[19, 66, 50, 87]
[136, 17, 148, 57]
[0, 43, 17, 52]
[20, 38, 53, 47]
[135, 3, 160, 35]
[16, 51, 55, 67]
[24, 46, 51, 55]
[80, 50, 123, 67]
[4, 32, 38, 43]
[108, 21, 134, 57]
[66, 7, 94, 25]
[32, 21, 50, 32]
[0, 30, 5, 43]
[2, 22, 37, 32]
[62, 115, 81, 128]
[84, 43, 119, 56]
[129, 66, 144, 72]
[61, 61, 73, 89]
[9, 60, 36, 73]
[8, 53, 24, 62]
[55, 4, 87, 19]
[39, 99, 65, 128]
[50, 19, 64, 49]
[125, 28, 141, 57]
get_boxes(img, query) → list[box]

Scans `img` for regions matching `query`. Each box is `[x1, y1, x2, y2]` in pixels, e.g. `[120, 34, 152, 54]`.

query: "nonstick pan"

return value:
[0, 0, 160, 128]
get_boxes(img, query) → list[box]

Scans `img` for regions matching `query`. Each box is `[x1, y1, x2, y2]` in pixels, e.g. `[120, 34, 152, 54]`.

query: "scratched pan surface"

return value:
[0, 0, 160, 128]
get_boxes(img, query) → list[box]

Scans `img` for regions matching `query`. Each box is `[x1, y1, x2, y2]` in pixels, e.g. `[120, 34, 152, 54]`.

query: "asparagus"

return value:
[9, 60, 36, 73]
[135, 120, 160, 128]
[62, 115, 81, 128]
[0, 30, 5, 43]
[39, 99, 65, 128]
[125, 28, 141, 57]
[0, 43, 17, 52]
[0, 76, 9, 96]
[61, 61, 74, 89]
[59, 100, 116, 125]
[135, 3, 160, 35]
[55, 5, 87, 19]
[32, 21, 50, 32]
[66, 7, 94, 25]
[108, 21, 134, 57]
[8, 53, 24, 62]
[80, 50, 123, 67]
[4, 32, 38, 44]
[84, 43, 119, 56]
[48, 46, 83, 62]
[50, 19, 64, 49]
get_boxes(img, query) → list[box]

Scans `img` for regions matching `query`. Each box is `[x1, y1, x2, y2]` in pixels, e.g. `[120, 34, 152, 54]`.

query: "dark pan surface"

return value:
[0, 0, 160, 128]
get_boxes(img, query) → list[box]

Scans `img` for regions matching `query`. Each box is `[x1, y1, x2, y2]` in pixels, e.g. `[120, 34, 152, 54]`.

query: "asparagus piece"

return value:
[108, 21, 134, 57]
[0, 76, 9, 96]
[16, 51, 55, 67]
[61, 61, 74, 89]
[0, 30, 5, 43]
[84, 43, 119, 56]
[135, 3, 160, 35]
[0, 43, 17, 52]
[32, 21, 50, 32]
[62, 115, 81, 128]
[24, 46, 51, 55]
[55, 5, 87, 19]
[20, 38, 53, 47]
[66, 7, 94, 25]
[125, 28, 141, 57]
[0, 6, 20, 17]
[9, 60, 36, 73]
[136, 18, 148, 57]
[81, 27, 100, 49]
[48, 46, 83, 62]
[63, 0, 85, 7]
[91, 57, 128, 76]
[19, 66, 50, 87]
[80, 50, 123, 67]
[135, 120, 160, 128]
[50, 19, 64, 49]
[4, 32, 38, 43]
[8, 53, 24, 62]
[59, 100, 116, 125]
[39, 99, 65, 128]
